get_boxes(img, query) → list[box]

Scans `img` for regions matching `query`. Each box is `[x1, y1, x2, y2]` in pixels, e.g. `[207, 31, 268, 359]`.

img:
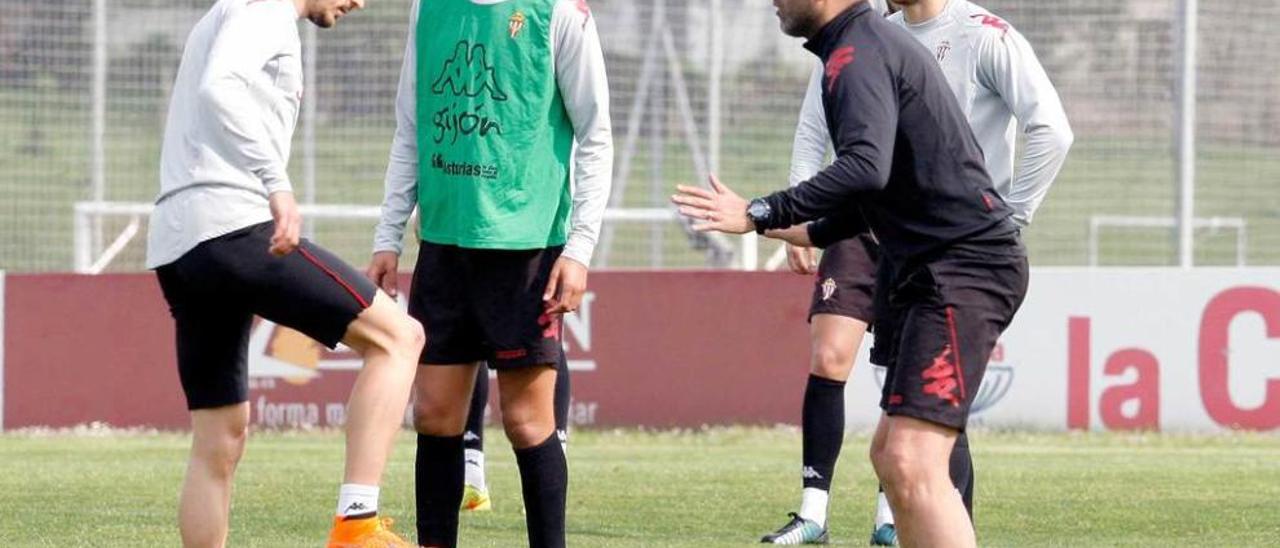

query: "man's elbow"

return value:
[593, 131, 615, 157]
[827, 154, 888, 193]
[868, 163, 891, 191]
[1056, 124, 1075, 154]
[577, 134, 614, 169]
[387, 147, 418, 171]
[393, 115, 417, 139]
[577, 121, 613, 153]
[196, 83, 219, 106]
[196, 76, 236, 111]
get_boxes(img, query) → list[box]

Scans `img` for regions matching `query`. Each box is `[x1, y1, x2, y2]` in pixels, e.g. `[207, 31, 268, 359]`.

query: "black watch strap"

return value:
[747, 198, 772, 234]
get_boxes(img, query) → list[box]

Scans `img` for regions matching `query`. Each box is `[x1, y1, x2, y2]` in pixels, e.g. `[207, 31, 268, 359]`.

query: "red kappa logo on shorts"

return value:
[539, 313, 562, 339]
[496, 349, 528, 360]
[825, 46, 856, 93]
[921, 344, 962, 407]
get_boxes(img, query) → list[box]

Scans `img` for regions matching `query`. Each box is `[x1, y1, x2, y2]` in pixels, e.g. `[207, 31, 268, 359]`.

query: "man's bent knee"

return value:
[873, 442, 928, 485]
[393, 316, 426, 356]
[810, 342, 856, 380]
[345, 292, 424, 359]
[873, 420, 956, 492]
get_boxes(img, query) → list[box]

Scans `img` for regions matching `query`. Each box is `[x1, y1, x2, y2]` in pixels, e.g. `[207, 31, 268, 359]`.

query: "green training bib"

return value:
[416, 0, 575, 249]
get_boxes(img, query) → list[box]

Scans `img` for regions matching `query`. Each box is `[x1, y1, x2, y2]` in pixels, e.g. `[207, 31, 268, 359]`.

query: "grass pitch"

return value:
[2, 427, 1279, 546]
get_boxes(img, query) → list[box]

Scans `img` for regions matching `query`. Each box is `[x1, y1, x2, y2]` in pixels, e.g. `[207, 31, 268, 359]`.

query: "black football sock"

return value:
[553, 355, 571, 446]
[416, 434, 465, 547]
[950, 431, 975, 521]
[802, 374, 846, 492]
[464, 363, 489, 452]
[514, 433, 568, 548]
[461, 364, 490, 490]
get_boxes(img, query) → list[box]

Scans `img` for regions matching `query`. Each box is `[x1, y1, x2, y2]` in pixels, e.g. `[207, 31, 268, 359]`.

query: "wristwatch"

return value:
[746, 198, 772, 234]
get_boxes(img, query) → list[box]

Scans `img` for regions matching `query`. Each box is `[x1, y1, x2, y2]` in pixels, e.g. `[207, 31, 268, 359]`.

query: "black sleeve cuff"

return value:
[759, 192, 795, 231]
[807, 218, 840, 249]
[807, 211, 869, 249]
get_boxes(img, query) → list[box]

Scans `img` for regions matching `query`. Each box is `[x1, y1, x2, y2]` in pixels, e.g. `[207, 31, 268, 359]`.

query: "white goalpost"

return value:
[1088, 215, 1247, 267]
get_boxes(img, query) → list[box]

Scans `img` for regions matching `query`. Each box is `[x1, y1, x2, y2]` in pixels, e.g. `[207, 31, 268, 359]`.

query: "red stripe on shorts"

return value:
[945, 306, 966, 401]
[298, 247, 371, 309]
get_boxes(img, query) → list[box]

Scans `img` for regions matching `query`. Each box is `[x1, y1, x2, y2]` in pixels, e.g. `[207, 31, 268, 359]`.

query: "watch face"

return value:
[748, 200, 769, 219]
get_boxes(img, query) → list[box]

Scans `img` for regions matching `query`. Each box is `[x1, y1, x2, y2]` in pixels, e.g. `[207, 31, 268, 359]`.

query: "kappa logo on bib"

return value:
[431, 41, 508, 101]
[430, 41, 509, 146]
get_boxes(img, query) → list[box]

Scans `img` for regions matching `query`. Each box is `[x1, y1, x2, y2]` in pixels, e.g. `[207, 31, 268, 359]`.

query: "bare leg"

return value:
[868, 412, 891, 470]
[871, 415, 974, 548]
[498, 366, 558, 449]
[412, 364, 479, 438]
[179, 403, 250, 548]
[809, 314, 868, 382]
[339, 291, 425, 485]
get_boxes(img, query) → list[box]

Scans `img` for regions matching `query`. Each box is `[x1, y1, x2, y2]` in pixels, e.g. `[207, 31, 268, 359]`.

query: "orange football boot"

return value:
[326, 516, 415, 548]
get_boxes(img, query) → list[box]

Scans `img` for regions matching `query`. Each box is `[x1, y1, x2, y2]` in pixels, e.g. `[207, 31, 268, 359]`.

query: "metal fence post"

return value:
[303, 24, 319, 240]
[0, 269, 6, 430]
[649, 54, 666, 268]
[91, 0, 108, 262]
[705, 0, 752, 270]
[1176, 0, 1198, 268]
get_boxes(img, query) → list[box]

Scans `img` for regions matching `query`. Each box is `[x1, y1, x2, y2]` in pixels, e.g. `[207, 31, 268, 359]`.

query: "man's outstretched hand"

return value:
[671, 175, 754, 234]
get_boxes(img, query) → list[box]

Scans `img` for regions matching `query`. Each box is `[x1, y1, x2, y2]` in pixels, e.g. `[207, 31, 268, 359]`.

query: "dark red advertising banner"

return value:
[2, 272, 815, 430]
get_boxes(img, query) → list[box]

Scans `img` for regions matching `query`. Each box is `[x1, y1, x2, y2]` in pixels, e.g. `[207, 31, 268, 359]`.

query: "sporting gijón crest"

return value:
[508, 10, 526, 39]
[821, 278, 837, 301]
[824, 46, 856, 93]
[936, 40, 952, 62]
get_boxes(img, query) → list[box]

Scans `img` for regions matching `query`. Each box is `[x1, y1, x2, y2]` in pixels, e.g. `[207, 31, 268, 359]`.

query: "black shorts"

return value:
[408, 242, 564, 369]
[809, 233, 879, 323]
[872, 237, 1029, 430]
[155, 222, 378, 410]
